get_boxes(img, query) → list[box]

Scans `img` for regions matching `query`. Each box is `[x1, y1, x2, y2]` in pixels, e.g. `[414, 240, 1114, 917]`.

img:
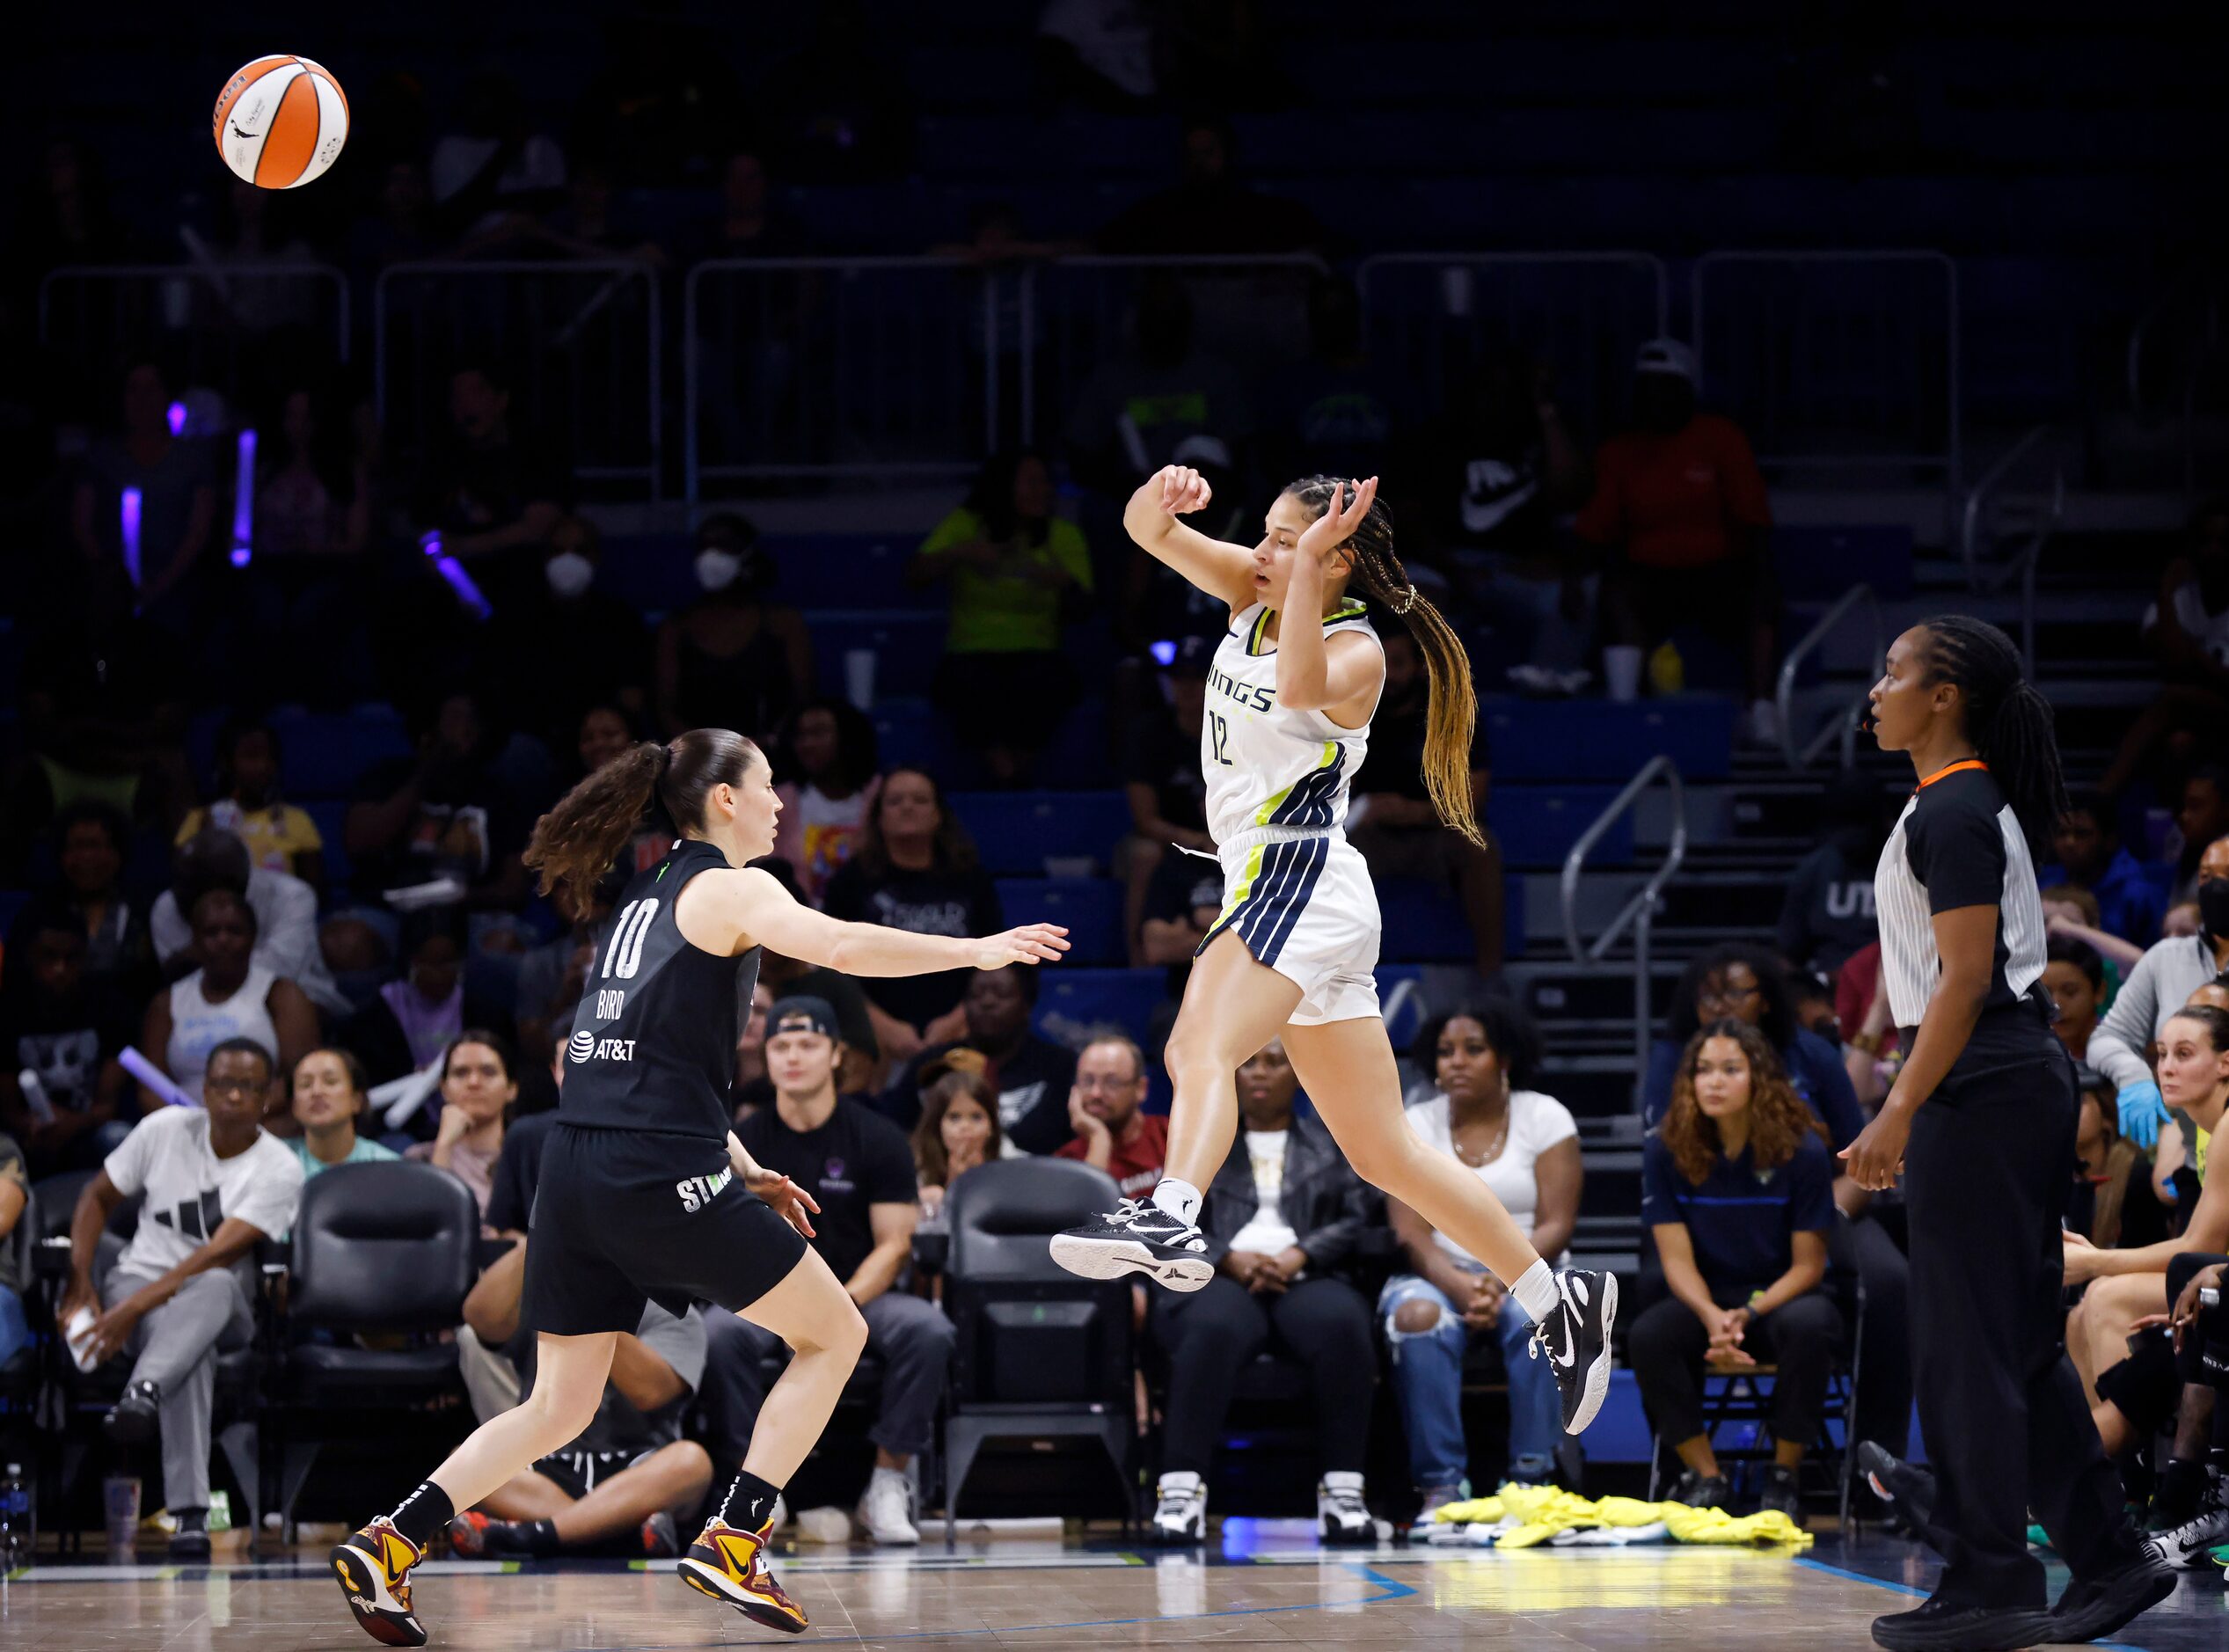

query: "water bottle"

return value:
[0, 1462, 31, 1571]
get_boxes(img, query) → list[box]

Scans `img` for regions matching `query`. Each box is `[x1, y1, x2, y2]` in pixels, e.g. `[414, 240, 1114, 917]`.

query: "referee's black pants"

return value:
[1904, 1039, 2142, 1609]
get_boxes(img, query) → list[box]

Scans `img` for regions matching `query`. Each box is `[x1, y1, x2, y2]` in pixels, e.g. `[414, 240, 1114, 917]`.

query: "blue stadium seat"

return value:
[1374, 877, 1524, 963]
[806, 612, 946, 700]
[950, 791, 1128, 876]
[1034, 968, 1166, 1045]
[996, 878, 1124, 966]
[770, 536, 933, 610]
[1032, 697, 1112, 789]
[1490, 786, 1632, 869]
[869, 696, 949, 772]
[272, 707, 413, 800]
[1482, 698, 1736, 785]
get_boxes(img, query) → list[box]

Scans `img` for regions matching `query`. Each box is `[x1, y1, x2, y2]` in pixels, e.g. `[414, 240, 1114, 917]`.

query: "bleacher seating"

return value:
[952, 791, 1129, 876]
[996, 878, 1124, 967]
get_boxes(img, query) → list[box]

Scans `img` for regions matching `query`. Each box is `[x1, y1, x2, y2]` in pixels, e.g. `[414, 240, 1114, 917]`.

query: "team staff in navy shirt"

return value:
[1633, 1020, 1840, 1519]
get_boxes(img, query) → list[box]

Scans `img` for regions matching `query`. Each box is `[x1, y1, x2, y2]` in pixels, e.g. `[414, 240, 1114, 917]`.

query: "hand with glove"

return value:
[2116, 1080, 2168, 1150]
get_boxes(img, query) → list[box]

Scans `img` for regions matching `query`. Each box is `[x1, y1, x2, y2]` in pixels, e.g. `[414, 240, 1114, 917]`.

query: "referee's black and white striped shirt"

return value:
[1873, 760, 2048, 1031]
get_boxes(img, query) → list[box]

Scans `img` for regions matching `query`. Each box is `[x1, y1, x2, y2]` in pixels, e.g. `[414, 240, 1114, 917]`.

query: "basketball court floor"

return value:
[4, 1527, 2224, 1650]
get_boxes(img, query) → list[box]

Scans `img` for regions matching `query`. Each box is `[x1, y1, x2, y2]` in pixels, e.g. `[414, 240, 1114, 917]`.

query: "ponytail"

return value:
[1283, 476, 1487, 849]
[523, 727, 764, 897]
[1916, 615, 2067, 853]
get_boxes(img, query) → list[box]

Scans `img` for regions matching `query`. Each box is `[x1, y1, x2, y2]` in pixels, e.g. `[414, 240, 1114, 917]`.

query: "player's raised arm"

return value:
[692, 866, 1068, 976]
[1125, 464, 1258, 612]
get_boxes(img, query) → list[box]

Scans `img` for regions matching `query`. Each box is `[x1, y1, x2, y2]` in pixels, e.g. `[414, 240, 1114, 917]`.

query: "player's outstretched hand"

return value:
[1295, 476, 1378, 566]
[971, 924, 1070, 970]
[1157, 464, 1213, 516]
[746, 1166, 820, 1239]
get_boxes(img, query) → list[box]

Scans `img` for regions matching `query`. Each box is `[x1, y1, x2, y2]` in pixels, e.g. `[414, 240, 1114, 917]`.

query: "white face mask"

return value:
[695, 548, 743, 592]
[544, 551, 595, 599]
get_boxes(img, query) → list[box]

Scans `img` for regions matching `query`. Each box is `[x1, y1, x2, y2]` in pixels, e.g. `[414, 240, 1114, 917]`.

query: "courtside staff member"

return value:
[1844, 618, 2167, 1652]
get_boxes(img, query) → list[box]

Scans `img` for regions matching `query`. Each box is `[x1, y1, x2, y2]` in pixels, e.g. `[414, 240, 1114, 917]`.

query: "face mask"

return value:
[2202, 878, 2229, 943]
[696, 549, 742, 592]
[544, 551, 594, 599]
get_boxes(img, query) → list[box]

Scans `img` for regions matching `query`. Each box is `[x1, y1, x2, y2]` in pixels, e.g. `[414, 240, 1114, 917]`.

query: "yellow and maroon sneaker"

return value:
[676, 1515, 808, 1634]
[329, 1517, 428, 1647]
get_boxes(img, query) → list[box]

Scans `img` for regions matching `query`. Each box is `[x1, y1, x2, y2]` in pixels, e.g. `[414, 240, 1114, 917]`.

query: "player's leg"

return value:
[1283, 1015, 1619, 1434]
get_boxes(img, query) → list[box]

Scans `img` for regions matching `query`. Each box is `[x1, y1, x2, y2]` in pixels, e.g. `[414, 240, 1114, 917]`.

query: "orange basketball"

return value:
[213, 55, 349, 189]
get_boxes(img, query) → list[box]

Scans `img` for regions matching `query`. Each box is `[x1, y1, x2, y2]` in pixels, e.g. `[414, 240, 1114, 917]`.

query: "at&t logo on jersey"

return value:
[569, 1029, 637, 1063]
[676, 1166, 734, 1212]
[567, 1029, 595, 1064]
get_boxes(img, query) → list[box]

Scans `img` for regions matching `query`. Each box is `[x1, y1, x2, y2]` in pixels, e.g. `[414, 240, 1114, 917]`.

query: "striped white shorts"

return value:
[1198, 828, 1381, 1026]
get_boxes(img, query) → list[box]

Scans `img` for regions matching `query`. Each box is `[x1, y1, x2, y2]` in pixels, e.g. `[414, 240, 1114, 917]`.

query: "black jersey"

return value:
[557, 838, 761, 1142]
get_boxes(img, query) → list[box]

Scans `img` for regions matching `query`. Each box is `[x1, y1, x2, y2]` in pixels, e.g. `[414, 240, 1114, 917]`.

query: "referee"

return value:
[1843, 617, 2171, 1652]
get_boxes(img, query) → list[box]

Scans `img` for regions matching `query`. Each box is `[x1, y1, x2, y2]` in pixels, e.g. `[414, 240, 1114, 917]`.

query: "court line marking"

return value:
[1794, 1556, 2146, 1652]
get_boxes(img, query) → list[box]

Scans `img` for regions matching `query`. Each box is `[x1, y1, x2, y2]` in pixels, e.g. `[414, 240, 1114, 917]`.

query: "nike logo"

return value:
[1550, 1337, 1577, 1369]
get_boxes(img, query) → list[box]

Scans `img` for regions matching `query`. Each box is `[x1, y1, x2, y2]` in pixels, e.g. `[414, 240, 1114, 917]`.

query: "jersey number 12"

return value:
[1208, 711, 1232, 766]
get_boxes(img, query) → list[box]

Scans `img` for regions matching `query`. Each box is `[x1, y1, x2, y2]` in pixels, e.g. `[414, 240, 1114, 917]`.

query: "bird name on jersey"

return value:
[676, 1166, 733, 1212]
[567, 1027, 637, 1063]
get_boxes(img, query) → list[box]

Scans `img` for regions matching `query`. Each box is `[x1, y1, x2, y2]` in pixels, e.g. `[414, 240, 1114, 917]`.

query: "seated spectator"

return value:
[1383, 1005, 1578, 1507]
[770, 698, 882, 906]
[686, 148, 811, 261]
[565, 705, 672, 877]
[654, 512, 812, 742]
[482, 515, 655, 752]
[2045, 937, 2108, 1063]
[1776, 774, 1887, 976]
[287, 1047, 399, 1180]
[1063, 274, 1254, 497]
[2101, 501, 2229, 799]
[152, 828, 343, 1014]
[0, 906, 136, 1179]
[2043, 791, 2168, 947]
[912, 1066, 1000, 1216]
[2068, 1065, 2164, 1252]
[142, 889, 317, 1115]
[822, 769, 1003, 1062]
[1147, 1038, 1377, 1545]
[1347, 629, 1502, 980]
[2170, 769, 2229, 908]
[0, 1131, 26, 1369]
[888, 967, 1076, 1152]
[731, 981, 777, 1121]
[344, 689, 534, 910]
[69, 359, 216, 635]
[1122, 637, 1213, 963]
[175, 718, 325, 888]
[757, 950, 881, 1097]
[1576, 340, 1776, 742]
[911, 450, 1093, 785]
[1097, 116, 1325, 257]
[2046, 883, 2145, 974]
[734, 998, 954, 1545]
[254, 385, 370, 563]
[343, 906, 515, 1088]
[405, 1032, 515, 1221]
[1137, 832, 1225, 977]
[346, 158, 442, 277]
[7, 802, 152, 998]
[2086, 833, 2229, 1148]
[62, 1039, 305, 1560]
[515, 880, 618, 1073]
[1632, 1021, 1841, 1517]
[1056, 1035, 1167, 1199]
[413, 361, 566, 605]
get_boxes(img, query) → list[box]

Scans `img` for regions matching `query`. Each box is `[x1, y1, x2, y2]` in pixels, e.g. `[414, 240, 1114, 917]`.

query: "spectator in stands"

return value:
[62, 1038, 304, 1561]
[287, 1047, 398, 1180]
[2045, 883, 2145, 975]
[1382, 1005, 1578, 1507]
[771, 698, 883, 906]
[2045, 937, 2108, 1063]
[1136, 836, 1224, 988]
[515, 878, 618, 1074]
[1576, 340, 1777, 743]
[404, 1031, 515, 1221]
[175, 717, 325, 888]
[654, 512, 812, 743]
[152, 828, 340, 1013]
[561, 705, 671, 877]
[1146, 1037, 1378, 1546]
[1098, 116, 1325, 256]
[912, 450, 1093, 785]
[414, 362, 566, 603]
[255, 385, 371, 563]
[2044, 791, 2168, 947]
[2066, 1066, 2162, 1252]
[2171, 767, 2229, 908]
[1632, 1020, 1841, 1517]
[1775, 773, 1888, 976]
[344, 689, 534, 911]
[1063, 275, 1255, 497]
[1348, 628, 1503, 980]
[1264, 276, 1406, 488]
[1056, 1034, 1167, 1199]
[485, 515, 655, 752]
[69, 360, 216, 633]
[731, 980, 776, 1120]
[7, 803, 151, 998]
[343, 906, 515, 1088]
[430, 71, 567, 241]
[912, 1066, 1001, 1216]
[822, 768, 1003, 1060]
[141, 889, 317, 1115]
[0, 906, 135, 1179]
[2101, 500, 2229, 799]
[2087, 833, 2229, 1150]
[754, 0, 914, 184]
[1121, 634, 1213, 962]
[0, 1130, 24, 1370]
[687, 149, 811, 261]
[890, 967, 1077, 1153]
[531, 159, 667, 264]
[757, 949, 882, 1097]
[734, 997, 953, 1546]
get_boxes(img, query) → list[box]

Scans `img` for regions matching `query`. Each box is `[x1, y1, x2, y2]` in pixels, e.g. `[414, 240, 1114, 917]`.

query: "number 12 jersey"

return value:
[1200, 600, 1383, 847]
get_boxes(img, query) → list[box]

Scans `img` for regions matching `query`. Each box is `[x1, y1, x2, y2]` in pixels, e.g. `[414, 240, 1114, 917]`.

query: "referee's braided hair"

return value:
[1917, 615, 2068, 854]
[1283, 475, 1486, 849]
[524, 727, 763, 898]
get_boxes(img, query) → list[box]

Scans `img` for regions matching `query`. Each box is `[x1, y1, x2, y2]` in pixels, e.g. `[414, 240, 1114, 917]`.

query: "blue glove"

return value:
[2116, 1080, 2168, 1150]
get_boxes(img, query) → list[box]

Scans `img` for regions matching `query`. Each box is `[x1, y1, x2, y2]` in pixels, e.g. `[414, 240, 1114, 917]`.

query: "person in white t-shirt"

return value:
[61, 1038, 305, 1559]
[1384, 1004, 1582, 1515]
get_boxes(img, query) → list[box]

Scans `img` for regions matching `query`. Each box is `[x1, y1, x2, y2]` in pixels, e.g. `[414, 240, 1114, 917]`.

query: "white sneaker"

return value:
[1151, 1471, 1206, 1544]
[855, 1467, 918, 1546]
[1317, 1472, 1373, 1546]
[2142, 1473, 2229, 1569]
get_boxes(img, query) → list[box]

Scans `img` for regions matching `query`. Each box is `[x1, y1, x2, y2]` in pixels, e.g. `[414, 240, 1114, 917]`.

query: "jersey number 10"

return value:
[603, 899, 660, 979]
[1207, 711, 1233, 766]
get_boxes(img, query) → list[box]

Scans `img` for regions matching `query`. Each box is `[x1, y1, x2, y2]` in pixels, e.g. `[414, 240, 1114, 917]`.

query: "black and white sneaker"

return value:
[1317, 1473, 1375, 1546]
[1151, 1472, 1207, 1543]
[1527, 1268, 1618, 1435]
[2143, 1472, 2229, 1570]
[1049, 1198, 1214, 1290]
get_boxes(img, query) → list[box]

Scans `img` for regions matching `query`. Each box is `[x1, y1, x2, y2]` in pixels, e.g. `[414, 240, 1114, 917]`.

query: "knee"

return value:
[533, 1384, 602, 1445]
[1341, 1127, 1415, 1192]
[825, 1300, 871, 1363]
[1162, 1020, 1230, 1083]
[1391, 1298, 1443, 1336]
[665, 1439, 713, 1487]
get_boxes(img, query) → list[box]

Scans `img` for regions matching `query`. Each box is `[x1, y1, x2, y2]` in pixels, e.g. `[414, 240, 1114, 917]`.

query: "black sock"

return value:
[2155, 1457, 2207, 1526]
[385, 1481, 456, 1550]
[516, 1518, 563, 1557]
[716, 1469, 783, 1530]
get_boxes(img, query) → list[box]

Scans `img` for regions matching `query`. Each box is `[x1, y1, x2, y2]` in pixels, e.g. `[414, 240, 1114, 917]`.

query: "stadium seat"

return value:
[767, 535, 933, 610]
[1489, 785, 1633, 868]
[949, 791, 1128, 876]
[1482, 698, 1736, 784]
[194, 706, 411, 800]
[869, 695, 949, 772]
[1034, 967, 1165, 1045]
[807, 611, 946, 700]
[996, 878, 1124, 965]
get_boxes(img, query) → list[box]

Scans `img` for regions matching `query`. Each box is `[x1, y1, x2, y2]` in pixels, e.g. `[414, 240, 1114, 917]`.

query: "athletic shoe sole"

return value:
[1564, 1271, 1618, 1435]
[329, 1543, 426, 1648]
[676, 1556, 809, 1634]
[2049, 1562, 2177, 1643]
[1049, 1233, 1214, 1290]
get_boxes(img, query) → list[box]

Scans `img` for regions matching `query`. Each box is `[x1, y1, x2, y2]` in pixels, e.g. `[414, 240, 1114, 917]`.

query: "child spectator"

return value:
[2044, 937, 2108, 1063]
[1056, 1034, 1167, 1198]
[141, 889, 318, 1117]
[770, 698, 882, 906]
[287, 1047, 399, 1179]
[912, 1066, 1001, 1216]
[2043, 792, 2167, 947]
[175, 718, 325, 888]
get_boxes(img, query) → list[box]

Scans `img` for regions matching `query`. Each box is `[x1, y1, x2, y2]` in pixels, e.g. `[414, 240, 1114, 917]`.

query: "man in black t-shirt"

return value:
[733, 998, 952, 1545]
[1120, 636, 1212, 967]
[885, 967, 1078, 1152]
[0, 911, 135, 1179]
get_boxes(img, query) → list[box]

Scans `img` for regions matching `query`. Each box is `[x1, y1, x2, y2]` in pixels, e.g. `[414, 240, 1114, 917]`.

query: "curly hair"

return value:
[1659, 1019, 1828, 1186]
[1412, 998, 1543, 1092]
[912, 1067, 1003, 1188]
[523, 727, 764, 898]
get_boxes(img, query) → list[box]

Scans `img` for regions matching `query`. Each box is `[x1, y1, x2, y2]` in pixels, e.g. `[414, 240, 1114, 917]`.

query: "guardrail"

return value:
[40, 262, 351, 393]
[1560, 756, 1687, 1085]
[1776, 584, 1882, 771]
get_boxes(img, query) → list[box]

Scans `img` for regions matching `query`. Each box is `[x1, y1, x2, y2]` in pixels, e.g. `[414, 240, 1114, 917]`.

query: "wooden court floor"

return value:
[3, 1530, 2225, 1650]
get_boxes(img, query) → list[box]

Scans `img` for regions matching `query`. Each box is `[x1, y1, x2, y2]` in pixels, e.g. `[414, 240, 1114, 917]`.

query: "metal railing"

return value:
[1560, 756, 1687, 1085]
[375, 259, 661, 501]
[1958, 423, 2053, 591]
[1776, 584, 1883, 771]
[40, 262, 351, 393]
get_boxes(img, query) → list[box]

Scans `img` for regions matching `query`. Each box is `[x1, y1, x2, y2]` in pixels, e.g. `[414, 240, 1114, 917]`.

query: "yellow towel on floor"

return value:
[1430, 1485, 1812, 1551]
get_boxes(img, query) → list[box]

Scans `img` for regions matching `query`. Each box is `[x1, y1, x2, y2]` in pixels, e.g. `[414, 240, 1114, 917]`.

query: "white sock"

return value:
[1151, 1178, 1202, 1226]
[871, 1465, 908, 1487]
[1510, 1258, 1559, 1327]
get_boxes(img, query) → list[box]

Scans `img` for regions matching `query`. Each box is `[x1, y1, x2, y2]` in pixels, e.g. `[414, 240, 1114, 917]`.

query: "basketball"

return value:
[212, 55, 348, 189]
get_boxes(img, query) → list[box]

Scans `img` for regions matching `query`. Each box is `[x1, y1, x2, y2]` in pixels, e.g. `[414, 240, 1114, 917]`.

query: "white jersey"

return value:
[1202, 601, 1383, 846]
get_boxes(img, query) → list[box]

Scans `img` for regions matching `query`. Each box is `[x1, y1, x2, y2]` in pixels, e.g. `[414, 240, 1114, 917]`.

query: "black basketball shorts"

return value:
[521, 1122, 809, 1336]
